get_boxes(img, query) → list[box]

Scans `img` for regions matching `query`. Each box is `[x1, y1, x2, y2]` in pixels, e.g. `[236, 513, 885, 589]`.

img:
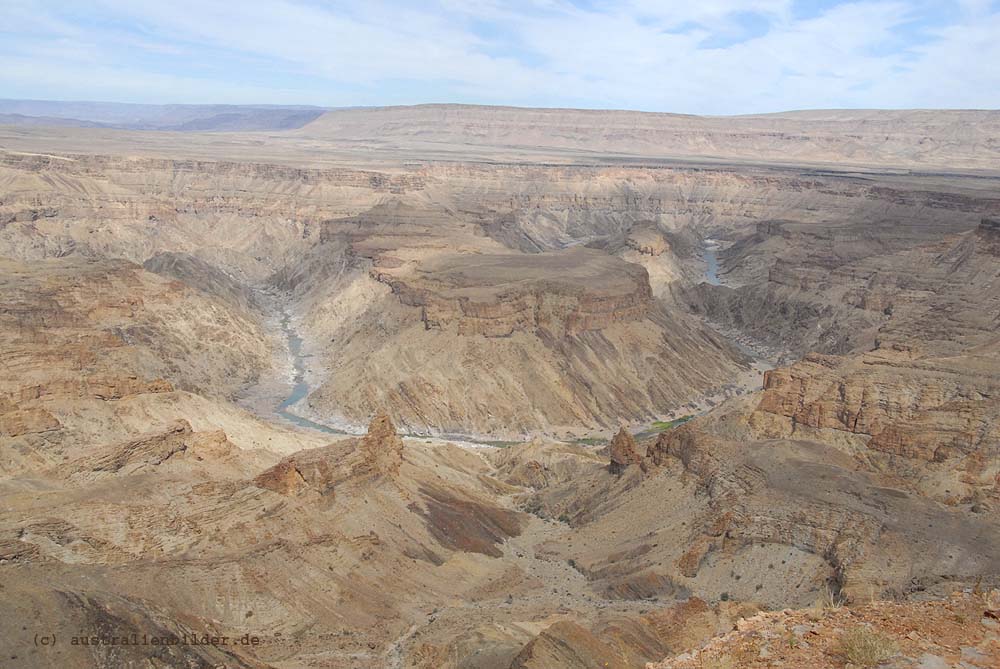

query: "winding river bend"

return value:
[270, 311, 503, 444]
[267, 240, 761, 440]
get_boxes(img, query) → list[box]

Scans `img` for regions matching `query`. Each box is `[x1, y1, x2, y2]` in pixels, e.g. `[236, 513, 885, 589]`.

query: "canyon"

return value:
[0, 105, 998, 668]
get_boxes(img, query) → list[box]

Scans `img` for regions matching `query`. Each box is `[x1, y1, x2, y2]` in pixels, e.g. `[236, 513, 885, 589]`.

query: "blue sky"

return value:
[2, 0, 999, 114]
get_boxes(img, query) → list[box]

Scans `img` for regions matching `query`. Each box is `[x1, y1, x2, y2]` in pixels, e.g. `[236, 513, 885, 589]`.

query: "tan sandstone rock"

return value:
[357, 410, 405, 477]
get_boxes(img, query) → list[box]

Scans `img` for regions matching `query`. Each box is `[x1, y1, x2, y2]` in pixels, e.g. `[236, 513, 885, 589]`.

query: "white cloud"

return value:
[0, 0, 997, 112]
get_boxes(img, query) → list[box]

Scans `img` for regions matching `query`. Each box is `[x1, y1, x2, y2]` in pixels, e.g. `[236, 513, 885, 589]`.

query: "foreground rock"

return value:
[649, 590, 1000, 668]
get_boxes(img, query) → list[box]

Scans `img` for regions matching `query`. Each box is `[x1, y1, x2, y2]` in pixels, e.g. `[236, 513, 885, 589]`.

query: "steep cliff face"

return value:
[721, 218, 1000, 502]
[373, 248, 653, 338]
[680, 204, 1000, 360]
[143, 251, 262, 312]
[625, 223, 670, 256]
[299, 277, 745, 437]
[977, 216, 1000, 255]
[751, 348, 1000, 502]
[0, 152, 414, 281]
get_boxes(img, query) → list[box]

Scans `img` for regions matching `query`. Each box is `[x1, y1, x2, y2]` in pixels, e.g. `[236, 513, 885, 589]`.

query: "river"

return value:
[274, 312, 345, 435]
[703, 239, 722, 285]
[271, 311, 495, 445]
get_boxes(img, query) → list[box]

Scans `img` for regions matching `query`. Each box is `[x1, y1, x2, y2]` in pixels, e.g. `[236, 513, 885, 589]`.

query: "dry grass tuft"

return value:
[837, 626, 898, 668]
[820, 583, 846, 610]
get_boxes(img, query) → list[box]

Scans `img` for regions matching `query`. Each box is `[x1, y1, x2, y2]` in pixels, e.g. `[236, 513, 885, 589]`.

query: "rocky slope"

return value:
[0, 256, 316, 478]
[649, 589, 1000, 669]
[295, 235, 745, 437]
[0, 256, 271, 398]
[2, 107, 1000, 668]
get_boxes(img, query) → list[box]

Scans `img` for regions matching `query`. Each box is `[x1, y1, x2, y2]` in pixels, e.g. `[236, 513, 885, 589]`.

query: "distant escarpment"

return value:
[298, 105, 1000, 169]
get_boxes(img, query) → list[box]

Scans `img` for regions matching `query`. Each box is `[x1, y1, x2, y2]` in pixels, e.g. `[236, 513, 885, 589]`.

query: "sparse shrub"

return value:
[719, 591, 730, 601]
[820, 583, 845, 610]
[837, 626, 898, 668]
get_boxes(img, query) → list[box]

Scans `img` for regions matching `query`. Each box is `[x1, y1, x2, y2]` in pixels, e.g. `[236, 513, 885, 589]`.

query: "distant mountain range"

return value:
[0, 99, 328, 131]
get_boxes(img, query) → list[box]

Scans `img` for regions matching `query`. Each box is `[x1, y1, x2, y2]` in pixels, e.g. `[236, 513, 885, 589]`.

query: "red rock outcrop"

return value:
[608, 427, 643, 475]
[254, 459, 310, 495]
[56, 420, 239, 481]
[253, 444, 346, 496]
[509, 621, 624, 669]
[0, 257, 270, 403]
[253, 412, 410, 496]
[648, 590, 1000, 669]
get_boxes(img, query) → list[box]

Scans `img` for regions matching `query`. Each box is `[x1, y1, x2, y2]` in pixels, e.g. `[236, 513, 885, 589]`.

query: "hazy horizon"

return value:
[3, 97, 1000, 116]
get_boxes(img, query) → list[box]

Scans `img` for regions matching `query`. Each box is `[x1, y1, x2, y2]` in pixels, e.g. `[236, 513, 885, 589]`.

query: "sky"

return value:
[2, 0, 999, 114]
